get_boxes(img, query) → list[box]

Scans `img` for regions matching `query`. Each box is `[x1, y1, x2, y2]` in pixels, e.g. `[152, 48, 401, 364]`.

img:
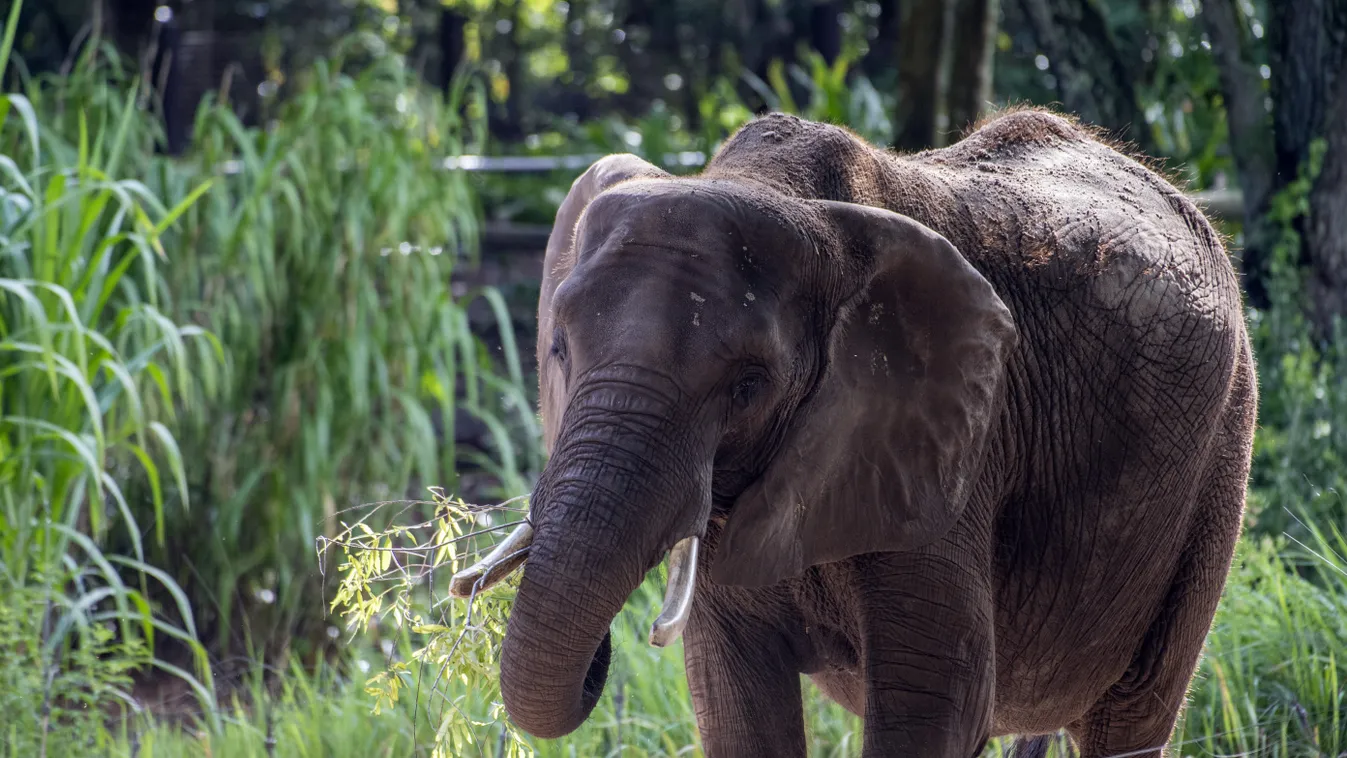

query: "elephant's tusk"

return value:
[648, 536, 700, 647]
[448, 521, 534, 599]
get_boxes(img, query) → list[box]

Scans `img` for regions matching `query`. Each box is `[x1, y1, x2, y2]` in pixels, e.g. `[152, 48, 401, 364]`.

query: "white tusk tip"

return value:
[647, 536, 699, 648]
[447, 521, 534, 600]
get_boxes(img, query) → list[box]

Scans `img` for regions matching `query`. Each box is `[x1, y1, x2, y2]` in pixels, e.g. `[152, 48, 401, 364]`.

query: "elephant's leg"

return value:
[1069, 388, 1254, 758]
[856, 531, 997, 758]
[1067, 530, 1234, 757]
[682, 595, 806, 758]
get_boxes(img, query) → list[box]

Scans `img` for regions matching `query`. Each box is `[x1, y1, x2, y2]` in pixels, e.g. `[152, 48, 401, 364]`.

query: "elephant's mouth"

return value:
[449, 521, 702, 648]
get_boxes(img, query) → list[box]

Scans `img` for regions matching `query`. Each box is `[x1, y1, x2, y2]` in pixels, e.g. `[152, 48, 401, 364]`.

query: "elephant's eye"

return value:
[550, 328, 568, 364]
[731, 371, 767, 409]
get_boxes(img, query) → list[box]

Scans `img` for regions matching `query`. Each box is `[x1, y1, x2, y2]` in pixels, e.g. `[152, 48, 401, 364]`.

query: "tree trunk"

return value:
[946, 0, 1000, 138]
[563, 0, 587, 88]
[1200, 0, 1275, 307]
[1017, 0, 1149, 149]
[863, 0, 903, 80]
[1304, 45, 1347, 340]
[436, 7, 467, 95]
[896, 0, 946, 151]
[1267, 0, 1340, 189]
[494, 0, 525, 140]
[810, 0, 844, 65]
[102, 0, 159, 57]
[617, 0, 686, 116]
[152, 17, 192, 155]
[1266, 0, 1347, 339]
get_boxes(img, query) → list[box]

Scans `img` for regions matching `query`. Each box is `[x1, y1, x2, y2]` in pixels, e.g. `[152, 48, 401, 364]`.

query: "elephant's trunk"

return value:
[497, 490, 638, 738]
[499, 379, 708, 738]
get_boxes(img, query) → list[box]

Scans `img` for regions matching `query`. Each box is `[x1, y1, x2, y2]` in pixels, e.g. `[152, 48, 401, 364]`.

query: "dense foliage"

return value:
[0, 1, 220, 747]
[1, 0, 533, 750]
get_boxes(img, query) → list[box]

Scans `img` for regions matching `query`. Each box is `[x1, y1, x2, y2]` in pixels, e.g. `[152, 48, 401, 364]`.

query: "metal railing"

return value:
[212, 150, 1243, 225]
[444, 153, 1243, 220]
[442, 152, 709, 173]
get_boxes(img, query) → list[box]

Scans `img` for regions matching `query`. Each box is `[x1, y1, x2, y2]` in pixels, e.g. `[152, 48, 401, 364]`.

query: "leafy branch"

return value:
[318, 488, 534, 757]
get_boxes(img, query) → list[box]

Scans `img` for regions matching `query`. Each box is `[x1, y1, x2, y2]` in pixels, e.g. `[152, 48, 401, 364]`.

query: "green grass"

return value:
[103, 575, 845, 758]
[1, 6, 538, 753]
[1173, 527, 1347, 756]
[87, 524, 1347, 758]
[143, 45, 540, 658]
[0, 0, 219, 747]
[79, 522, 1347, 757]
[7, 29, 542, 662]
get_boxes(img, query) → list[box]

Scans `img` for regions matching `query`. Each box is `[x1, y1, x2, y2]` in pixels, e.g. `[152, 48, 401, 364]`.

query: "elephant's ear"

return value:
[537, 154, 668, 451]
[712, 201, 1017, 587]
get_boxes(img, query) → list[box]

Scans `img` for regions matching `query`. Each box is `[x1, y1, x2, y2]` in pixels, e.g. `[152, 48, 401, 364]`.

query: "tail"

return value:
[1011, 736, 1054, 758]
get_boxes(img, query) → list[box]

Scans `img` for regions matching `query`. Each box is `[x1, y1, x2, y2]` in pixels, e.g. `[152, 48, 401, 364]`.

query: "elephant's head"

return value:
[449, 154, 1017, 738]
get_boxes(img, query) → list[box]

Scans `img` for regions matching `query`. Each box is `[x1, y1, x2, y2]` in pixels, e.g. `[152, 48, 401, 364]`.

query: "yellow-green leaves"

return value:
[320, 488, 532, 757]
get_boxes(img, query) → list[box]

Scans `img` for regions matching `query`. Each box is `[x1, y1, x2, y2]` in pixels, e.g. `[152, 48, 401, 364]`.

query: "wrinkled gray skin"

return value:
[498, 110, 1258, 758]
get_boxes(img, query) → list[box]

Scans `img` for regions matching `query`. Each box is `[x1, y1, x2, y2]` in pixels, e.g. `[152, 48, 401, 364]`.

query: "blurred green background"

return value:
[2, 0, 1345, 755]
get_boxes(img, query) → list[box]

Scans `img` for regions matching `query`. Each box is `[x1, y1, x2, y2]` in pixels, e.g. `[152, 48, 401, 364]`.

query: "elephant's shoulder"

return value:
[719, 112, 869, 161]
[917, 108, 1105, 176]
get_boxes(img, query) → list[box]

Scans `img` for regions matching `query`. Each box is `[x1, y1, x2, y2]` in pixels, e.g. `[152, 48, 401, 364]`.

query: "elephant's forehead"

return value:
[554, 244, 785, 378]
[561, 249, 772, 339]
[559, 180, 803, 364]
[583, 178, 798, 250]
[590, 176, 750, 211]
[577, 193, 801, 299]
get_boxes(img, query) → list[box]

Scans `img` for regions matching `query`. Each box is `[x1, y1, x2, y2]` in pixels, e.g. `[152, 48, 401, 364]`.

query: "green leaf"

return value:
[4, 417, 103, 503]
[128, 443, 165, 545]
[149, 421, 189, 513]
[0, 278, 57, 392]
[152, 179, 214, 238]
[98, 470, 143, 558]
[0, 0, 27, 112]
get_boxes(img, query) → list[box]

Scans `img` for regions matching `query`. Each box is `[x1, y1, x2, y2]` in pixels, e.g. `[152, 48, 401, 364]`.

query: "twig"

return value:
[316, 519, 528, 556]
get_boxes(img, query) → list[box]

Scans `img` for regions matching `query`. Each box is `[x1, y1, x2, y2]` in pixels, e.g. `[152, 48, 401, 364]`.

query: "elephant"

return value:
[450, 109, 1258, 757]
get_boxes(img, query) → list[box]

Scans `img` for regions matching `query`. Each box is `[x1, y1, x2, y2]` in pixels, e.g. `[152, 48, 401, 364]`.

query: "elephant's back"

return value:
[712, 110, 1242, 325]
[913, 110, 1238, 310]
